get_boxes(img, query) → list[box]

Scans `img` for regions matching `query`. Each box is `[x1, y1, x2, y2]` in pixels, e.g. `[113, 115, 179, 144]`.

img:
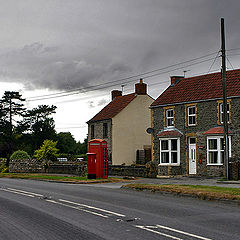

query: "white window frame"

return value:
[219, 103, 230, 124]
[159, 138, 180, 166]
[166, 109, 174, 127]
[188, 106, 196, 126]
[207, 136, 231, 166]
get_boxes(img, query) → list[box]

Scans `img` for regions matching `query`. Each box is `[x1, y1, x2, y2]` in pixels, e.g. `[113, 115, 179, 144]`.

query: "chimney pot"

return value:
[135, 79, 147, 95]
[111, 90, 122, 100]
[170, 76, 184, 85]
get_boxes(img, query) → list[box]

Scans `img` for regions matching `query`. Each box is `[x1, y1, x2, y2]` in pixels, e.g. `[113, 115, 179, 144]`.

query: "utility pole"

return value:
[221, 18, 229, 179]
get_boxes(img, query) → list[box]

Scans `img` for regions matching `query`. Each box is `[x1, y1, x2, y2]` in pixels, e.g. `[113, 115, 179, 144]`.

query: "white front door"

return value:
[189, 140, 197, 175]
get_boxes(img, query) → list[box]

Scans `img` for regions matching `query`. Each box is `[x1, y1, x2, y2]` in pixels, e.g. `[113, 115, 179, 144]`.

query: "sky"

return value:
[0, 0, 240, 142]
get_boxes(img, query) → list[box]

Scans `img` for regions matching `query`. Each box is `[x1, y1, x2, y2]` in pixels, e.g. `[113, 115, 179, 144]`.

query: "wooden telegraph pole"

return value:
[221, 18, 229, 180]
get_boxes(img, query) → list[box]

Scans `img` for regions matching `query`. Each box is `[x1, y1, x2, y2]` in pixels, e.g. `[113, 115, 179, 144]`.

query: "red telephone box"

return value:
[87, 139, 108, 179]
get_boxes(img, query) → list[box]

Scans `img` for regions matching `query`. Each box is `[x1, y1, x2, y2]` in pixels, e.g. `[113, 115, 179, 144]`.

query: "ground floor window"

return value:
[159, 138, 180, 165]
[207, 136, 231, 165]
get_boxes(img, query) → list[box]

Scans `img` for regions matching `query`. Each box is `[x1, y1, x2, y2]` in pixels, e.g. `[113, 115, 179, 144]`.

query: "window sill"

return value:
[159, 163, 180, 166]
[207, 164, 223, 166]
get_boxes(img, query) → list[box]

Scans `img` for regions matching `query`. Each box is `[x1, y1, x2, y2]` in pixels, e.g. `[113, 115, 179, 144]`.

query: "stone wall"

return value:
[152, 97, 240, 177]
[9, 159, 43, 173]
[109, 165, 147, 177]
[9, 159, 87, 176]
[48, 163, 86, 176]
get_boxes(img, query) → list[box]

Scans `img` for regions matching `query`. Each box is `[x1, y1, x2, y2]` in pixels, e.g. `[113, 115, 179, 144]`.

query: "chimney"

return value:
[135, 78, 147, 95]
[170, 76, 184, 85]
[111, 90, 122, 100]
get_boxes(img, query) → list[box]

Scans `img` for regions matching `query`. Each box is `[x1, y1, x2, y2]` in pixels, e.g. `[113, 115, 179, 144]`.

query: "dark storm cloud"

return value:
[0, 0, 239, 91]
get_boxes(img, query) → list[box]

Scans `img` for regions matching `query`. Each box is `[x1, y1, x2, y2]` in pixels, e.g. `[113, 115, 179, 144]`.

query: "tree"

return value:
[18, 105, 57, 150]
[34, 139, 59, 162]
[0, 91, 26, 163]
[56, 132, 76, 154]
[75, 137, 88, 155]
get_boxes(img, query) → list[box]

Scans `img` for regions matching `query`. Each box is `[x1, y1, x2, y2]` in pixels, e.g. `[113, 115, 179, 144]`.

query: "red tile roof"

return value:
[151, 69, 240, 107]
[203, 126, 232, 135]
[157, 130, 182, 137]
[88, 93, 136, 123]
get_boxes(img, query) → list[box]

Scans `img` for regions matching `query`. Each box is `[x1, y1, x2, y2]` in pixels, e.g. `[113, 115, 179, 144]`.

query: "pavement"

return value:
[109, 175, 240, 188]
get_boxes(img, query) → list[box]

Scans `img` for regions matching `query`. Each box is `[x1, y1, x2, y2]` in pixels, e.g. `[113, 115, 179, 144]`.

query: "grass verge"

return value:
[0, 173, 124, 183]
[122, 184, 240, 201]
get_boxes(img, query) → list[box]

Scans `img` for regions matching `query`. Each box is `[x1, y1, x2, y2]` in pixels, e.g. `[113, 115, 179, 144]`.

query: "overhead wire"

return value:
[27, 51, 219, 101]
[27, 55, 219, 102]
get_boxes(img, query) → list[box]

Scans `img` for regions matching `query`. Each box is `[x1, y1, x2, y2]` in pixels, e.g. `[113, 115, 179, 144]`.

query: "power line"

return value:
[27, 55, 218, 102]
[27, 51, 218, 101]
[207, 50, 221, 73]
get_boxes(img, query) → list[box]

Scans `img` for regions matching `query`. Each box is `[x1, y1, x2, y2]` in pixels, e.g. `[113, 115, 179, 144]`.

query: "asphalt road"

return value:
[0, 178, 239, 240]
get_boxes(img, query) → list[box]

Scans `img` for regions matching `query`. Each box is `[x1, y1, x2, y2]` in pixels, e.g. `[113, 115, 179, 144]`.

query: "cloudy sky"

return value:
[0, 0, 240, 141]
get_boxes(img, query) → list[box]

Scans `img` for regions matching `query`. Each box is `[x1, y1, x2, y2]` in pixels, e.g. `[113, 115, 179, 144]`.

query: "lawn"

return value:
[123, 184, 240, 201]
[0, 173, 123, 183]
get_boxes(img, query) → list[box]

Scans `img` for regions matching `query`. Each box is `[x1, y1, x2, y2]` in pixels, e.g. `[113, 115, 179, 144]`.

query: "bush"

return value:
[0, 163, 9, 173]
[10, 150, 31, 161]
[34, 140, 59, 162]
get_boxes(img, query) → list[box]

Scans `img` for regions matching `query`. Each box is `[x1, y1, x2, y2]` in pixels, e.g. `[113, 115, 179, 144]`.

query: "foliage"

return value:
[10, 150, 31, 160]
[75, 137, 88, 155]
[34, 140, 59, 162]
[17, 105, 57, 151]
[0, 163, 9, 173]
[56, 132, 76, 154]
[0, 91, 26, 163]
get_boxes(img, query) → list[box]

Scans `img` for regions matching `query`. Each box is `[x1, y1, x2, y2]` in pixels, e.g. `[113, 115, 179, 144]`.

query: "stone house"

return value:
[87, 79, 154, 165]
[150, 69, 240, 177]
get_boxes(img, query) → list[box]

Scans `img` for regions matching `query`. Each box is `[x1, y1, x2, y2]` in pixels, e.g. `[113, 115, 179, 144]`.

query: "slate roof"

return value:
[87, 93, 136, 123]
[151, 69, 240, 107]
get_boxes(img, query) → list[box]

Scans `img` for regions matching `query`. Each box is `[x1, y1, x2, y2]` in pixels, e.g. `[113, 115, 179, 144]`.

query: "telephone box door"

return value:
[87, 153, 96, 179]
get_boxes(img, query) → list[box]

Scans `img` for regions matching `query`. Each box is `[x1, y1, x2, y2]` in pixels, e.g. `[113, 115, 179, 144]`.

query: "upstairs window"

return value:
[219, 102, 230, 124]
[166, 109, 174, 127]
[91, 125, 94, 139]
[103, 123, 108, 138]
[188, 106, 196, 126]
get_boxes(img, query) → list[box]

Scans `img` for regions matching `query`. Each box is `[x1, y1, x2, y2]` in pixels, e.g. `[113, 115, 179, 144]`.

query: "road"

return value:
[0, 178, 239, 240]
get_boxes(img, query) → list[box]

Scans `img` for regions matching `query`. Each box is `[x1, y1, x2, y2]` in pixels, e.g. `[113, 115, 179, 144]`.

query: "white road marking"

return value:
[156, 224, 213, 240]
[46, 199, 108, 218]
[59, 199, 125, 217]
[135, 225, 183, 240]
[1, 188, 35, 198]
[7, 188, 44, 197]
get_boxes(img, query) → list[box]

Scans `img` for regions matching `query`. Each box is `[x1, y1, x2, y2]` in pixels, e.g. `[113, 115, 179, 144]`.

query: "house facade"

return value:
[150, 69, 240, 177]
[87, 79, 154, 165]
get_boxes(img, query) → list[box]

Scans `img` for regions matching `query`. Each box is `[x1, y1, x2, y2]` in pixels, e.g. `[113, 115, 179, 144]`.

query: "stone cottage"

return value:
[150, 69, 240, 177]
[87, 79, 154, 165]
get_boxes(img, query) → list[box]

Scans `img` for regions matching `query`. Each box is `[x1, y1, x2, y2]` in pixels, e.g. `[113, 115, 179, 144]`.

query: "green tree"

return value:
[56, 132, 76, 154]
[18, 105, 57, 150]
[75, 137, 88, 154]
[34, 139, 59, 162]
[0, 91, 26, 163]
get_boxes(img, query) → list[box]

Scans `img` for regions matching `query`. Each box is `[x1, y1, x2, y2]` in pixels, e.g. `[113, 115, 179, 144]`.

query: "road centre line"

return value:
[46, 199, 108, 218]
[7, 188, 44, 197]
[156, 224, 213, 240]
[59, 199, 126, 217]
[135, 225, 183, 240]
[1, 188, 35, 198]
